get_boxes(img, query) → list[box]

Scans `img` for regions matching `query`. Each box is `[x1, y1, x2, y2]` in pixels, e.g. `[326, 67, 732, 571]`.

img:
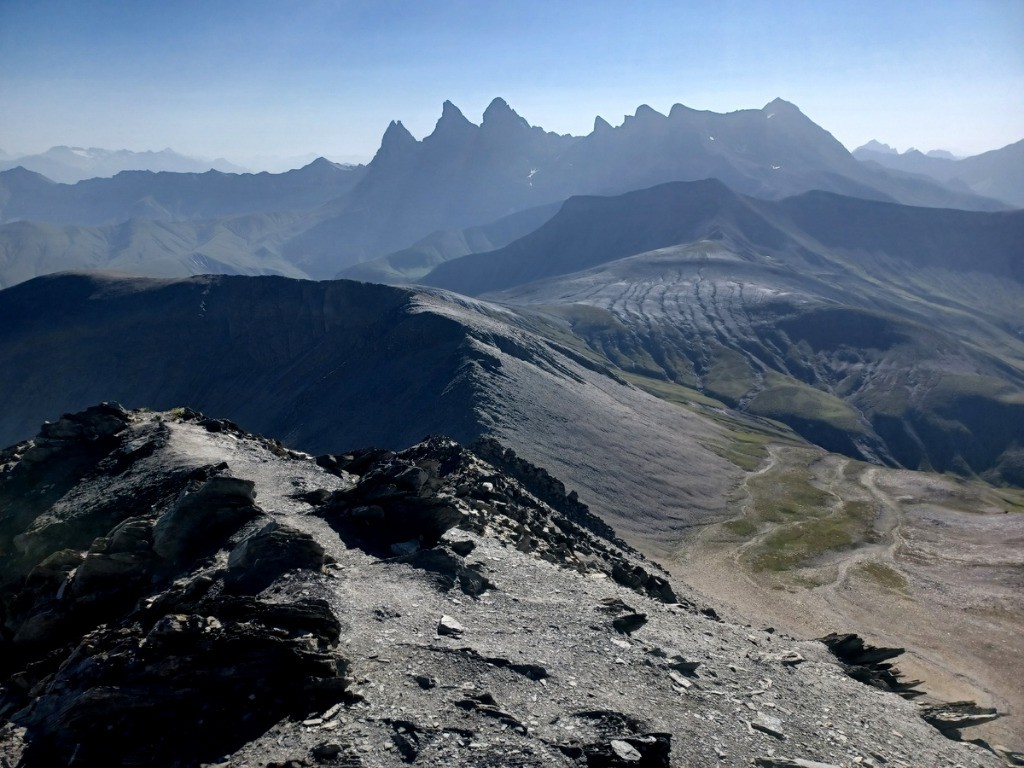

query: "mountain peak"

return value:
[763, 97, 800, 112]
[426, 100, 475, 144]
[593, 115, 613, 134]
[298, 157, 345, 174]
[440, 100, 468, 122]
[382, 119, 416, 145]
[668, 103, 700, 119]
[855, 140, 898, 155]
[370, 120, 418, 165]
[481, 97, 529, 131]
[633, 104, 665, 121]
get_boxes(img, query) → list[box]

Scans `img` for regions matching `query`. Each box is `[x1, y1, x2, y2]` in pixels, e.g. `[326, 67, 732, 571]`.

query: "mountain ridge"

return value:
[853, 139, 1024, 207]
[423, 180, 1024, 483]
[0, 271, 740, 546]
[0, 98, 1009, 288]
[0, 146, 249, 184]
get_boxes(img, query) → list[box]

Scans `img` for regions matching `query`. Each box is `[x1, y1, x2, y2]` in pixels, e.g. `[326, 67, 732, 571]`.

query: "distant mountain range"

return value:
[0, 158, 365, 226]
[854, 139, 1024, 207]
[0, 146, 249, 183]
[424, 179, 1024, 482]
[0, 97, 1015, 289]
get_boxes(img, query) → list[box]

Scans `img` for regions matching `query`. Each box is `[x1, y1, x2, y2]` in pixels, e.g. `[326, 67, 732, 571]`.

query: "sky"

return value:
[1, 0, 1022, 167]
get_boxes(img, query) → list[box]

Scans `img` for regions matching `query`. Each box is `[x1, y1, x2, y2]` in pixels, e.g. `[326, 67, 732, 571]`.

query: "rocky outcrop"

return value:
[13, 596, 346, 767]
[0, 407, 1007, 767]
[818, 632, 922, 698]
[225, 521, 326, 595]
[819, 633, 1007, 747]
[312, 436, 683, 608]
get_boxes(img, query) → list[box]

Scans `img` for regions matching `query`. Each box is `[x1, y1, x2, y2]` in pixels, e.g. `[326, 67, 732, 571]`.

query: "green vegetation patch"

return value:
[748, 499, 876, 572]
[747, 371, 866, 435]
[620, 371, 725, 409]
[856, 562, 909, 593]
[746, 463, 832, 523]
[722, 517, 759, 537]
[703, 348, 757, 405]
[923, 373, 1024, 410]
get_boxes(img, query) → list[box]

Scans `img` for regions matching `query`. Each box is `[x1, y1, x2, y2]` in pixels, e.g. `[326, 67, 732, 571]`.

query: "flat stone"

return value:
[437, 615, 465, 637]
[610, 739, 642, 761]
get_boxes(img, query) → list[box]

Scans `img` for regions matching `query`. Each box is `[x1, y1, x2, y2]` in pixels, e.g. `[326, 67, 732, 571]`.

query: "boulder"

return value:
[152, 476, 259, 564]
[225, 521, 325, 594]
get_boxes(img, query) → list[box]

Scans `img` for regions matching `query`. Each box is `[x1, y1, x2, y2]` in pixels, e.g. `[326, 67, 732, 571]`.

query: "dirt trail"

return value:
[667, 444, 1024, 751]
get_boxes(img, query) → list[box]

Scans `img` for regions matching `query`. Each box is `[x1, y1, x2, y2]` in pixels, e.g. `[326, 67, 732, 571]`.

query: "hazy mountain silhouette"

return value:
[338, 201, 562, 284]
[0, 99, 1007, 286]
[285, 98, 1006, 276]
[0, 215, 310, 290]
[854, 140, 1024, 207]
[0, 158, 365, 226]
[0, 146, 249, 184]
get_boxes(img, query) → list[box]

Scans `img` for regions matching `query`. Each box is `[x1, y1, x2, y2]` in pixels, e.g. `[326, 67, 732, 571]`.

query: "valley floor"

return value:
[664, 444, 1024, 752]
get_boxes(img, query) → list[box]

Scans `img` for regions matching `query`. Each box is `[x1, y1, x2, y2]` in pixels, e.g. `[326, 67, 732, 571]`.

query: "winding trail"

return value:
[668, 444, 1024, 751]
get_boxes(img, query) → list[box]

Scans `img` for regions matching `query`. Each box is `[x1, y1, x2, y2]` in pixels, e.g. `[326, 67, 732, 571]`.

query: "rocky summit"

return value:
[0, 405, 1008, 767]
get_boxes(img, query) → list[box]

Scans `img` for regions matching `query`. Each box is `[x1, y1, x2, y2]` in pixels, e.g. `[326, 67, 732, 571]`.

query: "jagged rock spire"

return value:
[481, 97, 530, 132]
[370, 120, 418, 165]
[425, 100, 476, 145]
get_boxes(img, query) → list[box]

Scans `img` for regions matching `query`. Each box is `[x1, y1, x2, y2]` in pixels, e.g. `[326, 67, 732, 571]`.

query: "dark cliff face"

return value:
[0, 406, 1005, 767]
[0, 271, 747, 551]
[0, 273, 481, 453]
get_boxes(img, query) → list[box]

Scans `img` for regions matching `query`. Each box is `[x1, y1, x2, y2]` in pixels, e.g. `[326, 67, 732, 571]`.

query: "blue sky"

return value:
[1, 0, 1021, 165]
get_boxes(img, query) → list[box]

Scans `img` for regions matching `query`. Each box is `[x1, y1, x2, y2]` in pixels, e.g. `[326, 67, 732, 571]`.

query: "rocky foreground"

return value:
[0, 405, 1009, 767]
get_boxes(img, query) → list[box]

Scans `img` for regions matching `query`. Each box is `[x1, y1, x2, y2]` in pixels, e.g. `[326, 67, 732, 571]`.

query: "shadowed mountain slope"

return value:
[423, 180, 1024, 295]
[424, 181, 1024, 483]
[0, 272, 740, 545]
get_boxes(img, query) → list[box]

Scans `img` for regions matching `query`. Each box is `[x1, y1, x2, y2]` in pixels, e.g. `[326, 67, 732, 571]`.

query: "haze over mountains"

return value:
[0, 146, 249, 184]
[854, 139, 1024, 208]
[0, 97, 1016, 290]
[2, 95, 1024, 759]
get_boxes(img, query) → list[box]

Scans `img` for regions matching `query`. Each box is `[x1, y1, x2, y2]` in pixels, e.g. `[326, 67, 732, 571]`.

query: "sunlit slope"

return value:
[0, 272, 739, 542]
[429, 182, 1024, 482]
